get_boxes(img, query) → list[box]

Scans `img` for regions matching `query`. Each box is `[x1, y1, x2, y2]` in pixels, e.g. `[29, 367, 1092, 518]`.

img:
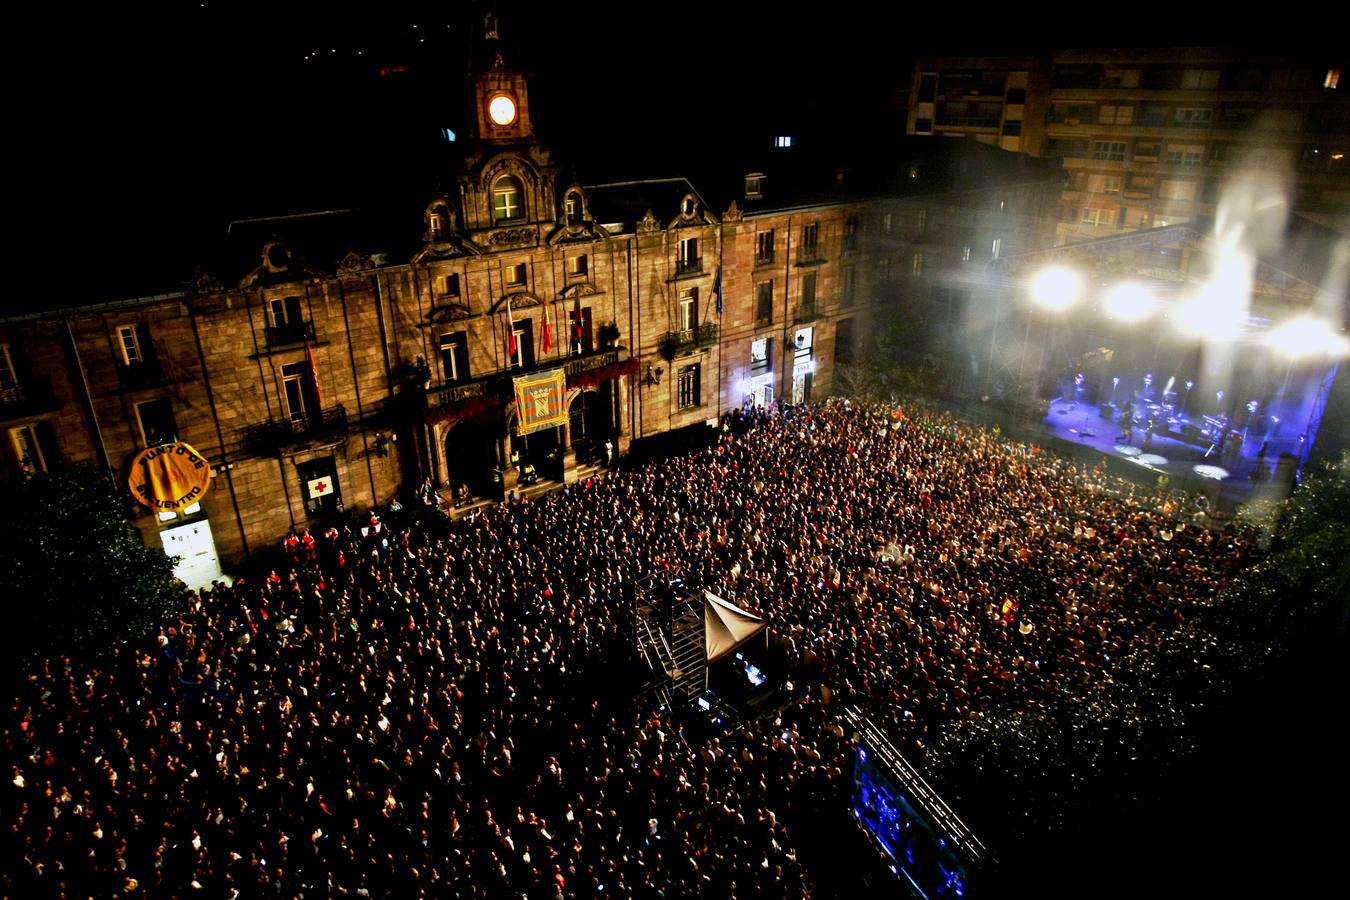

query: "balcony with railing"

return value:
[427, 346, 627, 409]
[674, 256, 702, 277]
[265, 320, 316, 347]
[795, 245, 825, 266]
[658, 323, 718, 360]
[244, 404, 348, 455]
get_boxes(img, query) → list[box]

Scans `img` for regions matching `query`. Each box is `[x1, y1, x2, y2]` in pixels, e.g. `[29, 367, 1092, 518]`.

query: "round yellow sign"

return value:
[128, 442, 211, 512]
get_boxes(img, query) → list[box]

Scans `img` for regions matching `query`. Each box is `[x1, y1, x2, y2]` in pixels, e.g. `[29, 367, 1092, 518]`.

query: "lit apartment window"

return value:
[991, 238, 1002, 259]
[567, 254, 588, 278]
[118, 325, 144, 365]
[281, 361, 318, 423]
[1081, 208, 1104, 226]
[882, 213, 892, 233]
[911, 253, 924, 276]
[1326, 69, 1340, 90]
[774, 135, 793, 148]
[678, 288, 697, 334]
[750, 338, 770, 373]
[755, 230, 775, 264]
[677, 363, 701, 409]
[962, 245, 972, 262]
[506, 263, 527, 288]
[745, 174, 764, 198]
[1098, 105, 1134, 125]
[492, 176, 523, 224]
[440, 273, 461, 298]
[10, 423, 56, 475]
[678, 237, 700, 274]
[565, 192, 582, 224]
[1101, 175, 1122, 193]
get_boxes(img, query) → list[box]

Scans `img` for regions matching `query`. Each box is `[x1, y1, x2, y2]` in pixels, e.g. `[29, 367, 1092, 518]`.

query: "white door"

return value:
[161, 520, 223, 591]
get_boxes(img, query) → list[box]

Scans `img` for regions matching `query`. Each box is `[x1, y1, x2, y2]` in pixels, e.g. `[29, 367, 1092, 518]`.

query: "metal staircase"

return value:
[634, 586, 707, 705]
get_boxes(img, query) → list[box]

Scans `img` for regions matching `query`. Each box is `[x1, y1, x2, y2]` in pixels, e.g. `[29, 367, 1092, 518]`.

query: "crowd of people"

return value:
[3, 399, 1251, 898]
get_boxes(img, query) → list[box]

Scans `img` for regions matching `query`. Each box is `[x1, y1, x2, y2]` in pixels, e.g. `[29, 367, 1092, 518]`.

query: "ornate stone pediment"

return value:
[336, 250, 375, 275]
[240, 240, 323, 289]
[723, 200, 743, 223]
[561, 282, 603, 300]
[488, 290, 546, 314]
[412, 238, 483, 264]
[191, 266, 224, 295]
[427, 302, 475, 323]
[638, 210, 661, 233]
[487, 227, 538, 248]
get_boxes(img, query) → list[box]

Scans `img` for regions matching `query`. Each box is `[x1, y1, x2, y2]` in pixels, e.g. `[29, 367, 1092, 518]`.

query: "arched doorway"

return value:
[444, 417, 498, 502]
[510, 416, 563, 483]
[569, 383, 614, 464]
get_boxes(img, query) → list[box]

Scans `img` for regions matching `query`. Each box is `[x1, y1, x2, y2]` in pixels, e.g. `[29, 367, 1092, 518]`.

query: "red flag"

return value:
[541, 304, 554, 354]
[572, 296, 583, 345]
[506, 296, 517, 359]
[305, 339, 322, 406]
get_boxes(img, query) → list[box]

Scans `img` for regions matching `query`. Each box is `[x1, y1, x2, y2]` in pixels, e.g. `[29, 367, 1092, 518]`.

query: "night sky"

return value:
[17, 1, 1314, 309]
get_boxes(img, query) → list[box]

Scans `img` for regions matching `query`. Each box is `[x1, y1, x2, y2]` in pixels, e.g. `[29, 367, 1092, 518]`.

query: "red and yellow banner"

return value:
[514, 368, 567, 435]
[128, 442, 211, 512]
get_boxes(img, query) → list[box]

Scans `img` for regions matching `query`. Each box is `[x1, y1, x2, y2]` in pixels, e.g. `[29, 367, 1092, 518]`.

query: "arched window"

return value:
[565, 191, 582, 225]
[492, 176, 524, 224]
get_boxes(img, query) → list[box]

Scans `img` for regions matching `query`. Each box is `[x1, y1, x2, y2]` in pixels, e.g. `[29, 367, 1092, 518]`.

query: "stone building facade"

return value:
[0, 32, 1062, 577]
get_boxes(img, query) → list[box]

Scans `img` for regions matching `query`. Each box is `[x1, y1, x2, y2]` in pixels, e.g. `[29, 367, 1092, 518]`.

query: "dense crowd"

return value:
[3, 399, 1249, 898]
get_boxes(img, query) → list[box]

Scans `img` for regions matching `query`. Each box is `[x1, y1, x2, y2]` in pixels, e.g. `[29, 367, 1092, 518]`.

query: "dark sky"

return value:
[12, 1, 1333, 306]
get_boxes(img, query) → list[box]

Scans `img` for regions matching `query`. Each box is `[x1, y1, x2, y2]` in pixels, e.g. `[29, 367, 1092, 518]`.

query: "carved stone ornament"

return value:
[428, 302, 474, 323]
[336, 250, 374, 275]
[638, 210, 661, 233]
[191, 267, 223, 295]
[489, 228, 537, 247]
[723, 200, 743, 223]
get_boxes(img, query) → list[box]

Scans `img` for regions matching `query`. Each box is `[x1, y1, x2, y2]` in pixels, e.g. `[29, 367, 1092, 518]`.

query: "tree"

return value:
[0, 466, 187, 669]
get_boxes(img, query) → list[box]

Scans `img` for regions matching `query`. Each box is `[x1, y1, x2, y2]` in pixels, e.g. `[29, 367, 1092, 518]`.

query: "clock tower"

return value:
[469, 13, 535, 144]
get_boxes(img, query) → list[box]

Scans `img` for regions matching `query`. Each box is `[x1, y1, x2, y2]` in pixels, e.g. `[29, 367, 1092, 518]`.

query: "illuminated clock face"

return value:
[488, 93, 517, 126]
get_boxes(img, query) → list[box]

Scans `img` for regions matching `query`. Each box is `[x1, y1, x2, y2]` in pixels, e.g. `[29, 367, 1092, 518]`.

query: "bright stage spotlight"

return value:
[1266, 316, 1350, 359]
[1102, 283, 1157, 322]
[1174, 286, 1244, 341]
[1028, 266, 1083, 311]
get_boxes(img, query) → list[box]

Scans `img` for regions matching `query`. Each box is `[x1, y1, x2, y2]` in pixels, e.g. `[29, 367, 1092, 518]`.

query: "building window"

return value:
[281, 361, 320, 423]
[991, 238, 1002, 259]
[1080, 208, 1104, 226]
[506, 263, 527, 288]
[800, 273, 817, 317]
[1098, 105, 1134, 125]
[1159, 179, 1198, 201]
[800, 223, 819, 259]
[297, 457, 341, 517]
[1092, 141, 1126, 161]
[1103, 68, 1141, 88]
[1326, 69, 1340, 90]
[678, 288, 698, 335]
[568, 306, 593, 353]
[843, 217, 858, 253]
[0, 345, 16, 392]
[1166, 144, 1205, 166]
[267, 295, 309, 344]
[745, 174, 763, 198]
[842, 268, 856, 306]
[136, 398, 177, 448]
[567, 254, 588, 278]
[755, 230, 775, 265]
[962, 245, 972, 262]
[882, 213, 892, 233]
[117, 324, 149, 365]
[911, 252, 924, 276]
[439, 331, 469, 383]
[1133, 141, 1161, 162]
[1181, 69, 1220, 90]
[750, 337, 770, 373]
[834, 318, 854, 364]
[10, 423, 58, 475]
[565, 192, 583, 224]
[877, 258, 892, 283]
[508, 318, 535, 369]
[439, 273, 461, 298]
[492, 176, 524, 224]
[1125, 173, 1156, 196]
[1045, 137, 1090, 158]
[755, 282, 773, 325]
[677, 363, 701, 409]
[1174, 108, 1213, 128]
[774, 135, 793, 148]
[677, 237, 700, 274]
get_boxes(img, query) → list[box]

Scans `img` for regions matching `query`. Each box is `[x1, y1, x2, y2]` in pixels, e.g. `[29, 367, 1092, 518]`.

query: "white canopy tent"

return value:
[704, 591, 767, 664]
